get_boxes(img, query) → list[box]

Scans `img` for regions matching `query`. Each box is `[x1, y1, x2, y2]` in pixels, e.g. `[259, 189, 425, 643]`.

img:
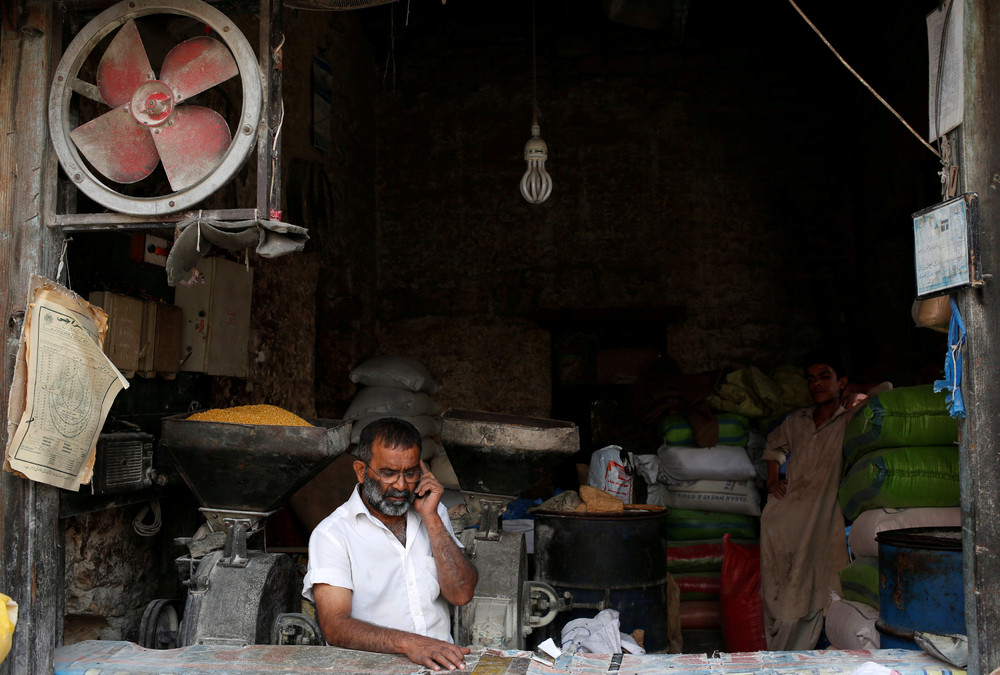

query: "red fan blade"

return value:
[159, 36, 238, 102]
[70, 106, 158, 184]
[97, 19, 154, 108]
[152, 105, 232, 191]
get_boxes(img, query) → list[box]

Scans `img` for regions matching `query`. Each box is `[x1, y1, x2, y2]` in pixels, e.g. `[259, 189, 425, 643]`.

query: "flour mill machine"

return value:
[441, 409, 581, 650]
[139, 414, 351, 649]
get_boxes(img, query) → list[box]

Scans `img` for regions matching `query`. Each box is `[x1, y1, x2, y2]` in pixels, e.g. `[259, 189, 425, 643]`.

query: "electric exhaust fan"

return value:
[49, 0, 263, 216]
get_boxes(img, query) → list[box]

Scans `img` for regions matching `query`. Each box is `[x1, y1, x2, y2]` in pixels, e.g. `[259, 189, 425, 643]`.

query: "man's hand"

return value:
[314, 584, 470, 670]
[402, 633, 471, 672]
[413, 461, 444, 520]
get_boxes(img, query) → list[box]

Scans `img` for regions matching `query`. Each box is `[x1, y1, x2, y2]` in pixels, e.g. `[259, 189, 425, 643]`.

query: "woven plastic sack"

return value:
[349, 355, 440, 394]
[843, 385, 958, 467]
[667, 538, 759, 574]
[344, 386, 442, 420]
[657, 413, 749, 447]
[838, 446, 960, 520]
[838, 556, 879, 608]
[679, 600, 722, 629]
[673, 571, 721, 601]
[664, 479, 761, 516]
[665, 508, 756, 541]
[720, 533, 767, 652]
[656, 444, 756, 484]
[848, 507, 962, 559]
[826, 591, 880, 649]
[350, 414, 441, 444]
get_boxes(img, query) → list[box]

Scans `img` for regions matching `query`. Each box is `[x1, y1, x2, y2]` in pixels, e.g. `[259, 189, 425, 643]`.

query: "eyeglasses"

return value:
[363, 462, 422, 484]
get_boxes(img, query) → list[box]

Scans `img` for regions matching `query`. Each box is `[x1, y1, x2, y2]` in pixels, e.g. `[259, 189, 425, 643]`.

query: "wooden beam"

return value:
[0, 2, 64, 673]
[958, 1, 1000, 673]
[257, 0, 282, 220]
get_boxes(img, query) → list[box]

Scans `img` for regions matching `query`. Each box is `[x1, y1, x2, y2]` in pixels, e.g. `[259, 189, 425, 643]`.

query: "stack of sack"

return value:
[644, 413, 761, 645]
[827, 385, 961, 649]
[345, 355, 449, 475]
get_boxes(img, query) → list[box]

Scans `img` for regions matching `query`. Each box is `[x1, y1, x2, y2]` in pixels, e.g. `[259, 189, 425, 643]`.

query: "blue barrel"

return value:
[876, 526, 965, 649]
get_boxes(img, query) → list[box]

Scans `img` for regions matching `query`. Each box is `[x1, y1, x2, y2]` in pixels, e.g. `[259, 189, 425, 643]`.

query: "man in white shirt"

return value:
[303, 418, 478, 671]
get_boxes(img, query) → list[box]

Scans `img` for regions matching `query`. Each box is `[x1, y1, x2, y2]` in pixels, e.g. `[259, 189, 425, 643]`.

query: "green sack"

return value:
[839, 556, 879, 608]
[666, 508, 757, 541]
[843, 385, 958, 467]
[658, 414, 750, 447]
[839, 446, 960, 521]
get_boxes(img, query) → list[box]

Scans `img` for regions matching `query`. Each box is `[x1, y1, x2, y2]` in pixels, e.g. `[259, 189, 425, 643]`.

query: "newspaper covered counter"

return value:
[54, 642, 964, 675]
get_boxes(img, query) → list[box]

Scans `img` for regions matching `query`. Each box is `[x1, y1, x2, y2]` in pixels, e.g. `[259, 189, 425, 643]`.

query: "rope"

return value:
[786, 0, 940, 159]
[133, 498, 162, 537]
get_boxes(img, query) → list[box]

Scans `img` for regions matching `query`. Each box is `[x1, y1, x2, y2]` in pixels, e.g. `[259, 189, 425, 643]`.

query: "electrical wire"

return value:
[133, 498, 162, 537]
[786, 0, 941, 159]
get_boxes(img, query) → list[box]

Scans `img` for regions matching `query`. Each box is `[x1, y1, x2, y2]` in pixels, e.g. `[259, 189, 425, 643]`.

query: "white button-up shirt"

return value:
[302, 486, 462, 642]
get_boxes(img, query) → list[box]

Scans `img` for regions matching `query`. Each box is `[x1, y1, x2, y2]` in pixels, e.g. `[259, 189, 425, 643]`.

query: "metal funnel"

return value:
[440, 409, 579, 497]
[160, 413, 352, 515]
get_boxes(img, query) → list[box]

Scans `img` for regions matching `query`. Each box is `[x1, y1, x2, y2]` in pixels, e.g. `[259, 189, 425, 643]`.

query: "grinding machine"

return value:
[441, 409, 582, 649]
[138, 413, 351, 649]
[443, 409, 670, 653]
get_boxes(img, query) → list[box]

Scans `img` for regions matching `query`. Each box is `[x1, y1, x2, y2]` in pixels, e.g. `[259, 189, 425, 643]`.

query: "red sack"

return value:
[720, 533, 767, 652]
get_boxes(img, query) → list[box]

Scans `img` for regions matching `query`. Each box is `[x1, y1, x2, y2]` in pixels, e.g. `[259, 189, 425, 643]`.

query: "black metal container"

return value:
[533, 508, 670, 652]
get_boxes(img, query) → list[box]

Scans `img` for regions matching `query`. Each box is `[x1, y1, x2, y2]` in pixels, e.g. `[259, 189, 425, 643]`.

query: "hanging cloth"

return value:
[933, 296, 966, 418]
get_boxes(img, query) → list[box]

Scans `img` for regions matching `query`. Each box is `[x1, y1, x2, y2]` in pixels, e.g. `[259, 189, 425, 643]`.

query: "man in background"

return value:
[759, 350, 869, 650]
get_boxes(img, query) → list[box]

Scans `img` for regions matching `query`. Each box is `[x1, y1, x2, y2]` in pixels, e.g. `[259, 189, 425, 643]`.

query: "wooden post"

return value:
[257, 0, 283, 220]
[0, 2, 64, 673]
[958, 1, 1000, 673]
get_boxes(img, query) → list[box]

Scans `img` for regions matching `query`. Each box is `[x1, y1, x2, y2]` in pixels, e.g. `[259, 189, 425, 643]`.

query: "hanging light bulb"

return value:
[521, 114, 552, 203]
[519, 0, 551, 204]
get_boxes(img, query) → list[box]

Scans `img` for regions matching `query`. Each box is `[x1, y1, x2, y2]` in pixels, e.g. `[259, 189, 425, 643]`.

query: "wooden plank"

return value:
[958, 2, 1000, 673]
[256, 0, 282, 219]
[0, 2, 64, 673]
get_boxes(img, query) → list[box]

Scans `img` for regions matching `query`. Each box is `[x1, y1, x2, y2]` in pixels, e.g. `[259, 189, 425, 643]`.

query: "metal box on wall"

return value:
[91, 432, 155, 495]
[175, 257, 253, 377]
[89, 291, 144, 378]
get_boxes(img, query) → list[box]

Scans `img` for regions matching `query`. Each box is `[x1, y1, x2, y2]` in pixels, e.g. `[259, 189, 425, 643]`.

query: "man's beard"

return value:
[363, 474, 414, 517]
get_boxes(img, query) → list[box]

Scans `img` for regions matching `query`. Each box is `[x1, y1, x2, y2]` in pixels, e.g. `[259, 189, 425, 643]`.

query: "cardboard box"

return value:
[138, 302, 182, 379]
[89, 291, 144, 377]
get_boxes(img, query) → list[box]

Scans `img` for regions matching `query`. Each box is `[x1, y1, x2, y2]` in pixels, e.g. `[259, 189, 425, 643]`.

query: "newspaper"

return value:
[3, 276, 129, 490]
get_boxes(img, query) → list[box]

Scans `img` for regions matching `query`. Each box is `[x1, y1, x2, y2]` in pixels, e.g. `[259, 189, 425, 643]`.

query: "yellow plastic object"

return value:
[0, 594, 17, 664]
[187, 404, 312, 427]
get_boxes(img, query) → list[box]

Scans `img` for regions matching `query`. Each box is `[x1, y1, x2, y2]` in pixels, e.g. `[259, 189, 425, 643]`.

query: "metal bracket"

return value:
[523, 581, 571, 633]
[271, 612, 323, 646]
[221, 517, 253, 567]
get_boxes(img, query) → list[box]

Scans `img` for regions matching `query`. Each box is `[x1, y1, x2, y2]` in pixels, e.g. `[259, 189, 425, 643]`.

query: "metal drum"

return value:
[533, 508, 670, 652]
[876, 526, 965, 649]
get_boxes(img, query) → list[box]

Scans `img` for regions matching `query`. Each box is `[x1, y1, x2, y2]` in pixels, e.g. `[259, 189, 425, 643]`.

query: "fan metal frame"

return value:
[49, 0, 263, 217]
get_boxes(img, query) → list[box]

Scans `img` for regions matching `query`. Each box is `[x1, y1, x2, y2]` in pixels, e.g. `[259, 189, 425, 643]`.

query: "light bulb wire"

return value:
[531, 0, 539, 126]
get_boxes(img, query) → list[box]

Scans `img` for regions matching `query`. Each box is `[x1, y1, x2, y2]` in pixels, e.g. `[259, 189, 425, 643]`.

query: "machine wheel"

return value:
[139, 598, 181, 649]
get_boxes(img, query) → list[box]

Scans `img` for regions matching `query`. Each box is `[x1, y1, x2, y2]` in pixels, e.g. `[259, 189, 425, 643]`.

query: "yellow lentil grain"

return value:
[188, 404, 312, 427]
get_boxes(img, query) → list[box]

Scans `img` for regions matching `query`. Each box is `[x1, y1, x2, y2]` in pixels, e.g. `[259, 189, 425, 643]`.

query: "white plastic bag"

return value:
[588, 445, 634, 504]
